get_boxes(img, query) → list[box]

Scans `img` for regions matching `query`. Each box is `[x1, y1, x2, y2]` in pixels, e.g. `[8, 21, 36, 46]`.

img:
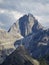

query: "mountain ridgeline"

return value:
[0, 13, 49, 65]
[8, 13, 43, 37]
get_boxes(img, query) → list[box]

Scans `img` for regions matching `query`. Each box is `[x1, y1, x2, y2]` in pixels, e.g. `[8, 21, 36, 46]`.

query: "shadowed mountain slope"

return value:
[1, 45, 39, 65]
[14, 28, 49, 59]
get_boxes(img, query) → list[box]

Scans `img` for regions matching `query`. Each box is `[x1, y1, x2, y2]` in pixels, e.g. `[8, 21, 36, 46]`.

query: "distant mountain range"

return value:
[0, 13, 49, 65]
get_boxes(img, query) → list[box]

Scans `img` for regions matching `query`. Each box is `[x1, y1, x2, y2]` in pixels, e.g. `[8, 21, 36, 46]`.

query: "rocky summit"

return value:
[0, 13, 49, 65]
[8, 13, 43, 37]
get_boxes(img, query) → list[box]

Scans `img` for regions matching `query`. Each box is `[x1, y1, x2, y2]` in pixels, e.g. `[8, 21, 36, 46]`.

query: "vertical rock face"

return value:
[8, 13, 43, 37]
[19, 14, 37, 36]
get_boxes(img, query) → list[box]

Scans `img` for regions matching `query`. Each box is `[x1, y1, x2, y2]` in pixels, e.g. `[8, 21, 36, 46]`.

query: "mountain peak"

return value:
[28, 13, 34, 17]
[22, 13, 35, 19]
[8, 14, 43, 37]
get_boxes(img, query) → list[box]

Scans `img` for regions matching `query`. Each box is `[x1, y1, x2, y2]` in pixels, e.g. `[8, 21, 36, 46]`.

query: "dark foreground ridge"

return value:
[1, 45, 39, 65]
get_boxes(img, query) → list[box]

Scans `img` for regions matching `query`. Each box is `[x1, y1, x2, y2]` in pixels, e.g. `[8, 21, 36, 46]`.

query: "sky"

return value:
[0, 0, 49, 30]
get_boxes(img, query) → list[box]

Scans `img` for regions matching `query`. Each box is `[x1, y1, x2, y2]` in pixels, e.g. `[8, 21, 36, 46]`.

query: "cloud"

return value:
[0, 0, 49, 30]
[0, 9, 23, 30]
[0, 0, 49, 16]
[0, 21, 4, 26]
